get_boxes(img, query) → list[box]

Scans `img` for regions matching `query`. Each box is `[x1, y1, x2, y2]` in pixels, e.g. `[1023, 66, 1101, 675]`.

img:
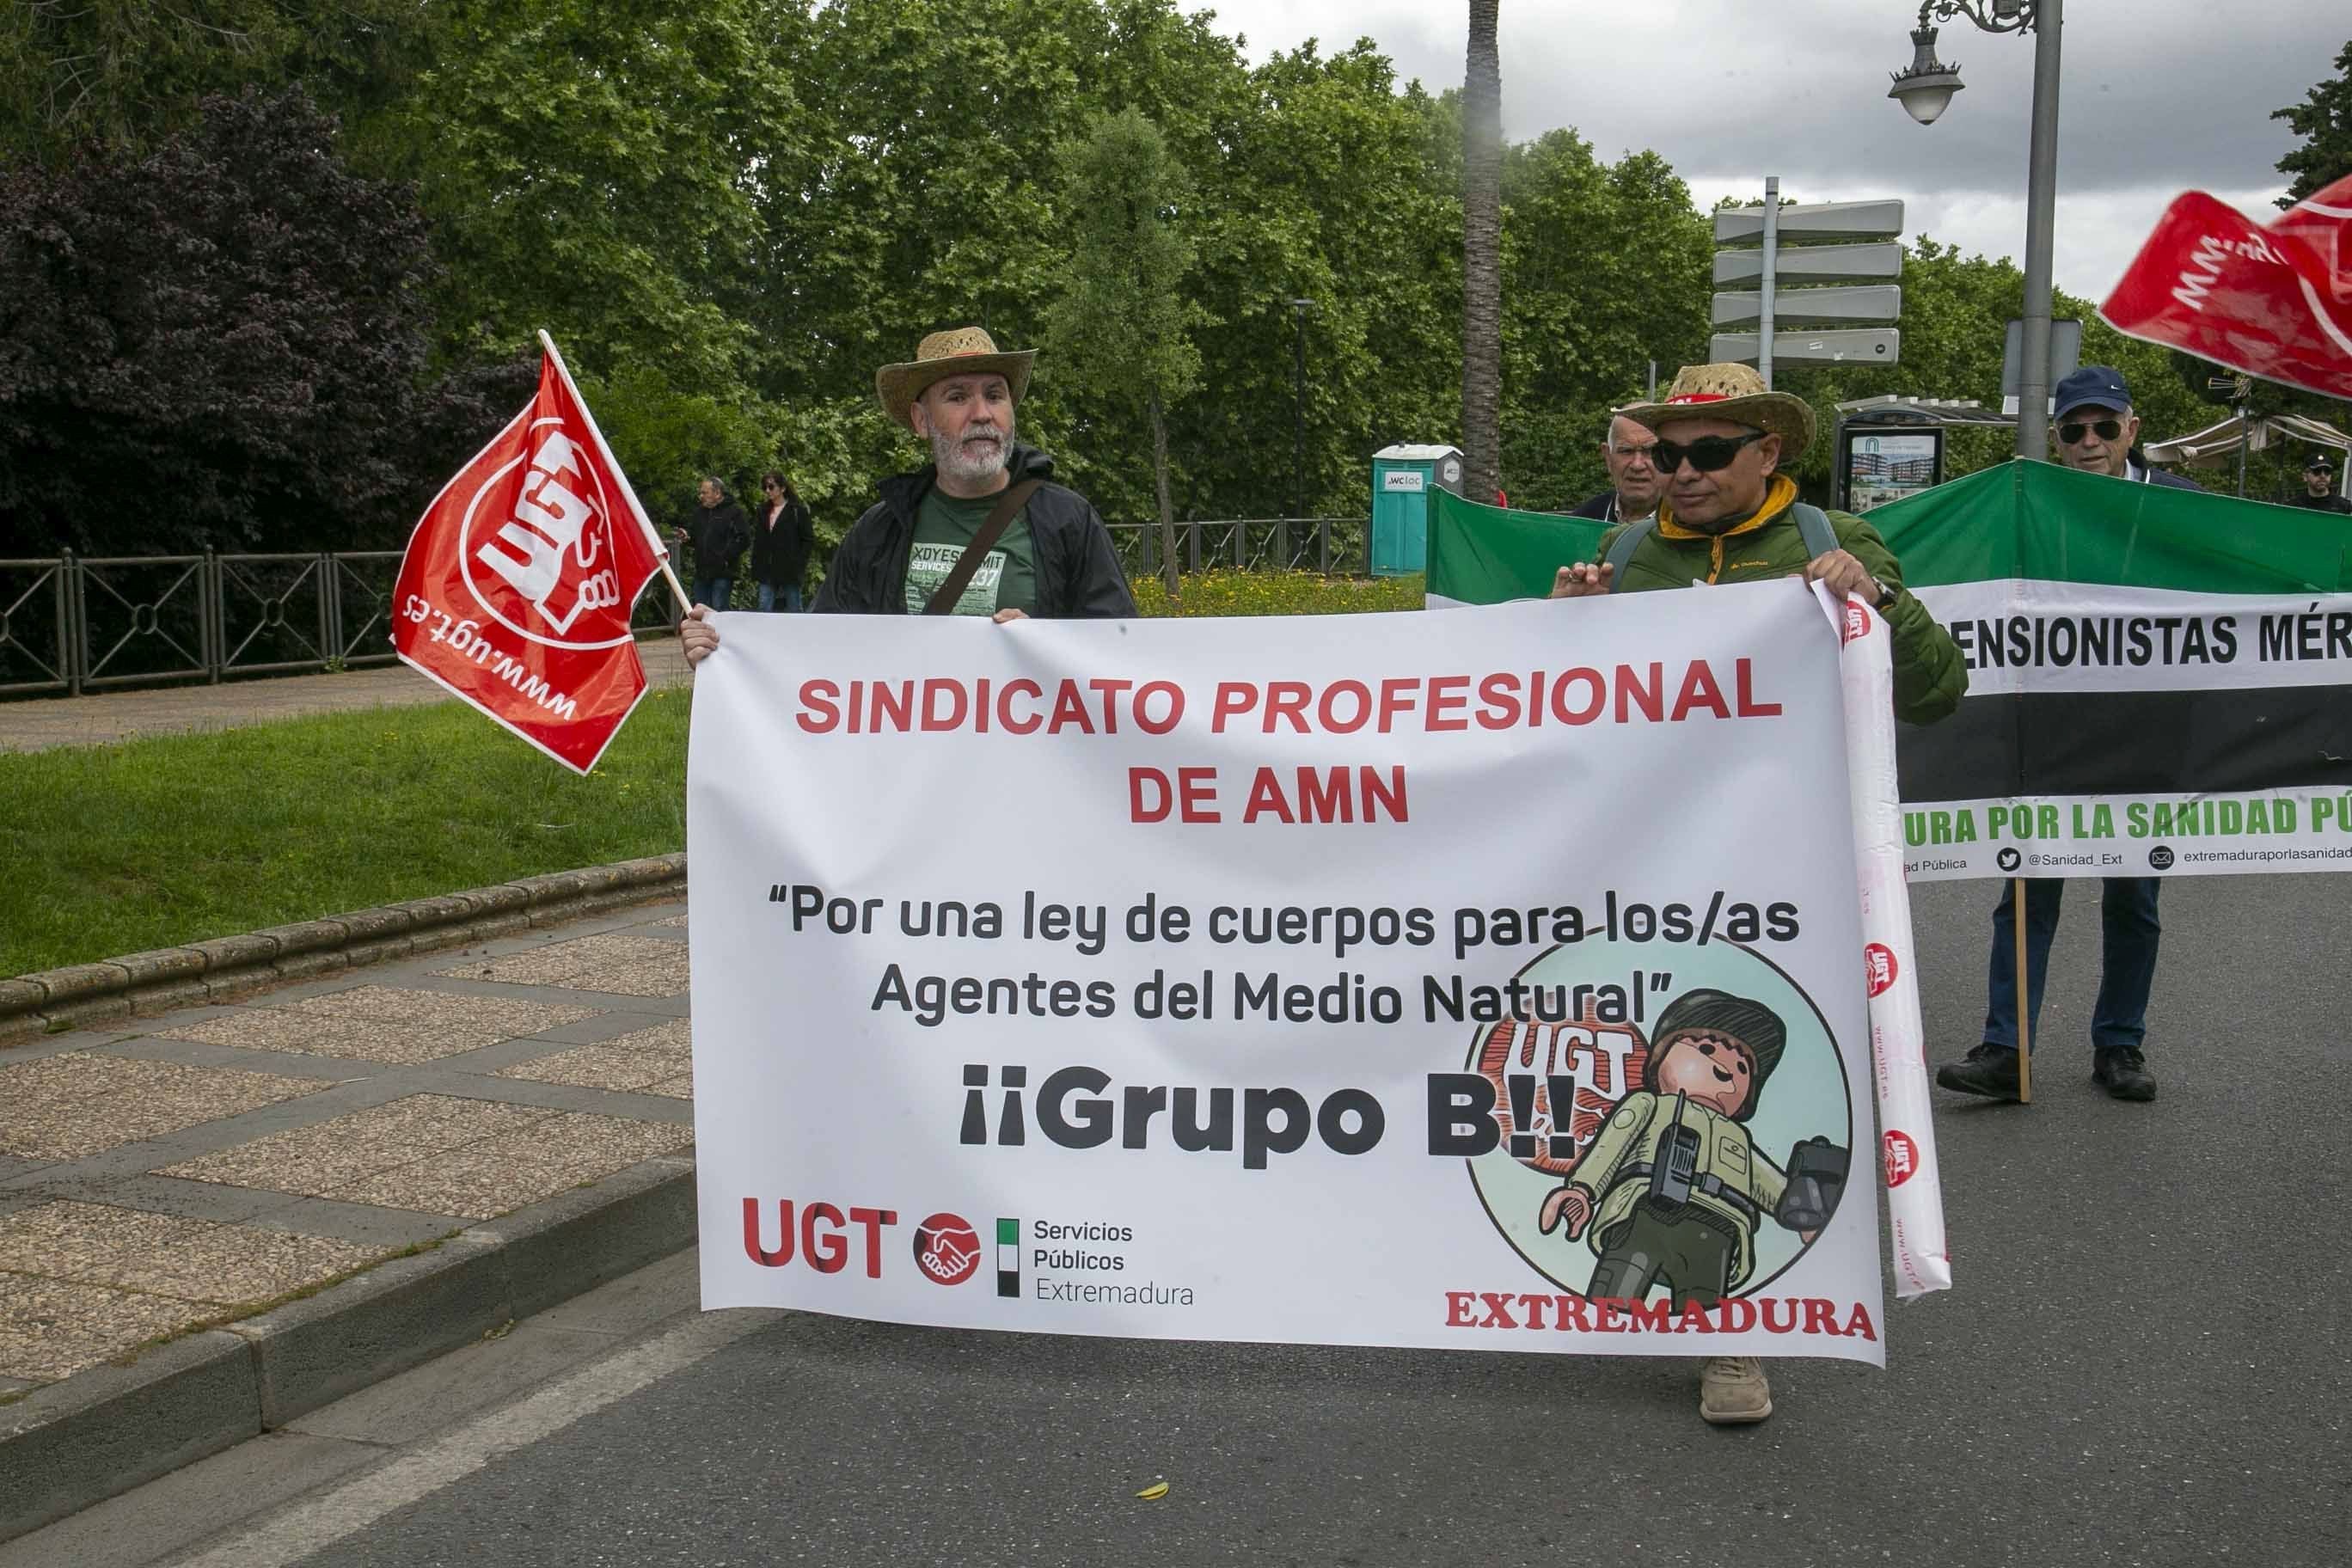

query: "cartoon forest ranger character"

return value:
[1535, 988, 1848, 1424]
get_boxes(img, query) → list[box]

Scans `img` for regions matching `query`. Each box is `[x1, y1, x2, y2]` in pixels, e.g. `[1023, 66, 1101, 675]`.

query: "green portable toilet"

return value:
[1369, 444, 1464, 576]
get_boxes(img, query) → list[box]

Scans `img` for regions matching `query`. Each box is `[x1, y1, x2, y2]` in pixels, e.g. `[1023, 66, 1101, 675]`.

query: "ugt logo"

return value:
[462, 420, 628, 646]
[912, 1212, 982, 1286]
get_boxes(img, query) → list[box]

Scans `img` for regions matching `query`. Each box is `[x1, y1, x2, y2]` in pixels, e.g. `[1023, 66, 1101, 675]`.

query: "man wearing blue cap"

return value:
[1938, 366, 2193, 1106]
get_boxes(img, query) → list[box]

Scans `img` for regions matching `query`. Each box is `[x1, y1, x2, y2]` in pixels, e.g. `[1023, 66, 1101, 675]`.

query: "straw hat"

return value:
[1620, 363, 1816, 460]
[874, 327, 1036, 430]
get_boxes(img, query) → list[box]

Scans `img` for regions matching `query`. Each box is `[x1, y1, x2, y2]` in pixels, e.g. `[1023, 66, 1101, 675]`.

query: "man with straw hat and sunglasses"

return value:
[1551, 362, 1965, 728]
[1547, 362, 1965, 1427]
[679, 327, 1131, 663]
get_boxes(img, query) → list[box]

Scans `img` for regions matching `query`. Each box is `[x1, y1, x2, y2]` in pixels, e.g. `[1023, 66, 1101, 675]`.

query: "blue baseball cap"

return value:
[2053, 365, 2133, 419]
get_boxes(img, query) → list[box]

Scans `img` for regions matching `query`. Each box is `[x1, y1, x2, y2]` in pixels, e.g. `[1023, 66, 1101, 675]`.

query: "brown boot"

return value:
[1699, 1356, 1773, 1424]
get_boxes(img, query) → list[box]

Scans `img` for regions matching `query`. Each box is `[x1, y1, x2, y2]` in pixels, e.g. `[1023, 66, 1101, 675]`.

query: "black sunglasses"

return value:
[2058, 419, 2124, 445]
[1652, 432, 1767, 474]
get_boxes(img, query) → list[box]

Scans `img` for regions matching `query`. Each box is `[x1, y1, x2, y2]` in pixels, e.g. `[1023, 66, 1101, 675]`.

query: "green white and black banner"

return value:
[1424, 491, 1604, 609]
[1423, 465, 2352, 880]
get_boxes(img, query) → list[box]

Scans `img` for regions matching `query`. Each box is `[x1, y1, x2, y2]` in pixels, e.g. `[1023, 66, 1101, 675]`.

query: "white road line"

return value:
[168, 1309, 781, 1568]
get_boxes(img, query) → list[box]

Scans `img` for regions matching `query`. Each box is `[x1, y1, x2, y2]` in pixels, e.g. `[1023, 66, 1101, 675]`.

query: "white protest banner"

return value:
[689, 586, 1895, 1363]
[1834, 592, 1951, 1298]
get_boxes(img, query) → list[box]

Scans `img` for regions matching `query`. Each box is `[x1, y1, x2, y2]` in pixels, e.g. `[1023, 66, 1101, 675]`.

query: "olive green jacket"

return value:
[1569, 1090, 1786, 1292]
[1596, 475, 1969, 726]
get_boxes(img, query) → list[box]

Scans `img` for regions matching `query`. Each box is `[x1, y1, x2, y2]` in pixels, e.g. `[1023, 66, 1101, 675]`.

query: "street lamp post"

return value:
[1890, 0, 2063, 1109]
[1890, 0, 2064, 462]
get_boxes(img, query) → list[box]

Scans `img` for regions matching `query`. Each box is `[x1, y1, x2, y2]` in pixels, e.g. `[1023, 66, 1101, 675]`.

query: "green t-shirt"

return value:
[904, 487, 1038, 616]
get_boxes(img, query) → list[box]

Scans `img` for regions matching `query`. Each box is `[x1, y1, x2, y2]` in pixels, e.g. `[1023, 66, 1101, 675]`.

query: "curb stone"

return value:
[0, 1332, 259, 1548]
[0, 1158, 699, 1543]
[0, 852, 687, 1044]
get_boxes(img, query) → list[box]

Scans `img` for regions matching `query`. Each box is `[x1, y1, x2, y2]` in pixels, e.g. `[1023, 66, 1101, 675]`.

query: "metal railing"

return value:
[2, 550, 441, 697]
[1105, 517, 1367, 579]
[1, 526, 1378, 697]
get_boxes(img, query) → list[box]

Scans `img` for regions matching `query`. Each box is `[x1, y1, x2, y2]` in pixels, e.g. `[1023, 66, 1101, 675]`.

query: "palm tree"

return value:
[1461, 2, 1504, 503]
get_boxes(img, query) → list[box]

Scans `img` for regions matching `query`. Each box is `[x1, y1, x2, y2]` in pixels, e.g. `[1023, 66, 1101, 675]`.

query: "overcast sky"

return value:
[1185, 0, 2345, 301]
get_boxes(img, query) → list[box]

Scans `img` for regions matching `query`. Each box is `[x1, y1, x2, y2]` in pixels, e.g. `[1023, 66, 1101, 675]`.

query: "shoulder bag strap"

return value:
[1602, 517, 1657, 592]
[1791, 502, 1838, 560]
[924, 479, 1042, 616]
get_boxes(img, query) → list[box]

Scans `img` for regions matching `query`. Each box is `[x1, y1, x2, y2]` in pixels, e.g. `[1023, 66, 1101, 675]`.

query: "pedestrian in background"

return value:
[750, 472, 816, 611]
[1938, 366, 2191, 1108]
[676, 477, 750, 613]
[1567, 413, 1664, 527]
[2292, 455, 2351, 514]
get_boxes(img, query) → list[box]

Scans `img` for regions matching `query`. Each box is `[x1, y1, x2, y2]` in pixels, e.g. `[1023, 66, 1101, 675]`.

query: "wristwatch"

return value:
[1871, 577, 1899, 609]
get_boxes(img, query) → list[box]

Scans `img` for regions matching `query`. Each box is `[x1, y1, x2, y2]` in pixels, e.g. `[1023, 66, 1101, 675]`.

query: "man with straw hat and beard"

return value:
[1547, 362, 1966, 1425]
[679, 327, 1131, 663]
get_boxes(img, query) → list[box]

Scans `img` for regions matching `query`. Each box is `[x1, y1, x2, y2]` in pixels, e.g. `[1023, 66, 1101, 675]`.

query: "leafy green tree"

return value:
[1044, 110, 1207, 597]
[0, 89, 454, 554]
[383, 0, 789, 390]
[0, 0, 432, 167]
[1498, 136, 1710, 509]
[2275, 41, 2352, 204]
[1167, 43, 1460, 534]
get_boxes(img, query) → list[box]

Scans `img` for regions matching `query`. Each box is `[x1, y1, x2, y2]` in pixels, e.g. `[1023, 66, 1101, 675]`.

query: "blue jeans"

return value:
[756, 583, 802, 612]
[1981, 878, 2162, 1054]
[692, 576, 732, 612]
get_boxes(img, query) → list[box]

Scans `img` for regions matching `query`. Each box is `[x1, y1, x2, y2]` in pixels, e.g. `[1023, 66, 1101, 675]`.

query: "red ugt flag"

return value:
[2100, 174, 2352, 400]
[392, 337, 671, 774]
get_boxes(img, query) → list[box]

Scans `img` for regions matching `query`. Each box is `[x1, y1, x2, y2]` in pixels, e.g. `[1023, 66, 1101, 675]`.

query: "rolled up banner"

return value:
[1829, 585, 1951, 1299]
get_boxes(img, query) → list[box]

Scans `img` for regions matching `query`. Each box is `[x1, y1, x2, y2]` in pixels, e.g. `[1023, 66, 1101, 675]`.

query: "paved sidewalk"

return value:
[0, 647, 694, 753]
[0, 896, 696, 1532]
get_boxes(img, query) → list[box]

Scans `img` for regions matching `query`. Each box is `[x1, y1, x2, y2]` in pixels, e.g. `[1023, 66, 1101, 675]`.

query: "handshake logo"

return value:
[912, 1213, 982, 1287]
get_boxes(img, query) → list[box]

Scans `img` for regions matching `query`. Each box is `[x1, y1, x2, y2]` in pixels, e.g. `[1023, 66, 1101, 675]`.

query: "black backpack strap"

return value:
[1792, 502, 1838, 560]
[1602, 518, 1657, 592]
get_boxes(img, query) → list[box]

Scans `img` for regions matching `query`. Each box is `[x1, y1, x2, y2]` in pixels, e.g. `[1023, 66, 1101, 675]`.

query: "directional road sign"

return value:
[1712, 285, 1902, 327]
[1712, 242, 1904, 287]
[1713, 199, 1905, 245]
[1999, 318, 2084, 401]
[1711, 328, 1901, 365]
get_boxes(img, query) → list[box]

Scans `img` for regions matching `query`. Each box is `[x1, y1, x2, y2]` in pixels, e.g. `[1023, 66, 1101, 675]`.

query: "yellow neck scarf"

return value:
[1653, 474, 1799, 584]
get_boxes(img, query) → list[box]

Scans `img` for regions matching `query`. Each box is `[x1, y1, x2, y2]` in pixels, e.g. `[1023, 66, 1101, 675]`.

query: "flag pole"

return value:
[536, 331, 695, 616]
[2012, 876, 2033, 1104]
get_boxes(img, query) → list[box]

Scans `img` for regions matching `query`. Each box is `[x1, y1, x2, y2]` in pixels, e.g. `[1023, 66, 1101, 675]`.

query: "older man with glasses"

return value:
[1546, 363, 1965, 1430]
[1568, 413, 1665, 527]
[1937, 366, 2193, 1112]
[2040, 364, 2202, 492]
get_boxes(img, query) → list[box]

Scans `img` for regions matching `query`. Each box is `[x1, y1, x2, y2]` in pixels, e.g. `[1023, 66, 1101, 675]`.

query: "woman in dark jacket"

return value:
[749, 472, 816, 612]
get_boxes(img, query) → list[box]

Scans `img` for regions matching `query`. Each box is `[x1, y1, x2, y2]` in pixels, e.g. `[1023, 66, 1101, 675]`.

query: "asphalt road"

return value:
[19, 873, 2352, 1568]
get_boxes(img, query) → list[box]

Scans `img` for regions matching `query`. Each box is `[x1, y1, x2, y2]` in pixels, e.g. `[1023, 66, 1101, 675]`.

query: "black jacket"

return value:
[2129, 454, 2203, 492]
[749, 496, 815, 586]
[1568, 490, 1647, 523]
[812, 444, 1136, 617]
[680, 499, 750, 579]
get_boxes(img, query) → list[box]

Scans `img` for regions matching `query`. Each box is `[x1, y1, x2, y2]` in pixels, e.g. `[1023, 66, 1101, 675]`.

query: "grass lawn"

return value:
[0, 572, 1429, 976]
[1132, 571, 1425, 617]
[0, 687, 689, 977]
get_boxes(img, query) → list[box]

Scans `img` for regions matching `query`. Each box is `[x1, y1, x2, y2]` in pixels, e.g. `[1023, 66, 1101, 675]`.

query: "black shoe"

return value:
[1936, 1044, 2021, 1100]
[2092, 1046, 2157, 1102]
